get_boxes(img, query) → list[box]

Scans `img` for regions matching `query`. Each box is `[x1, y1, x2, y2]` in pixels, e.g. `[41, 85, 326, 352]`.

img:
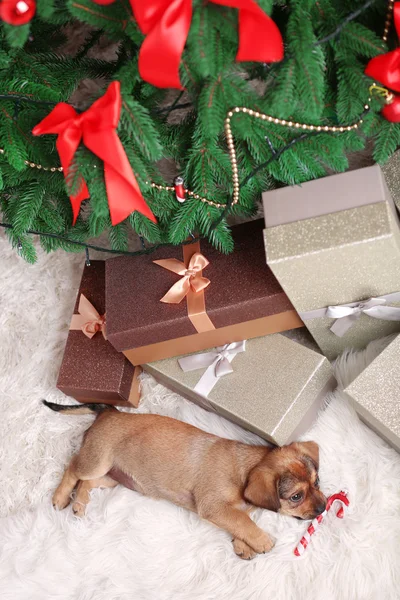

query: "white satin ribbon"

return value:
[300, 292, 400, 338]
[178, 341, 246, 397]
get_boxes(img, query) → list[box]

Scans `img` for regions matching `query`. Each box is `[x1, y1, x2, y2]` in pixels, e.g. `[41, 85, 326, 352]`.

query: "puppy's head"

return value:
[244, 441, 326, 520]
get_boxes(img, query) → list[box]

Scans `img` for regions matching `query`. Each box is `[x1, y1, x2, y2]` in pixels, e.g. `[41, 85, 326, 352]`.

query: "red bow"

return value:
[130, 0, 283, 89]
[365, 2, 400, 122]
[32, 81, 156, 225]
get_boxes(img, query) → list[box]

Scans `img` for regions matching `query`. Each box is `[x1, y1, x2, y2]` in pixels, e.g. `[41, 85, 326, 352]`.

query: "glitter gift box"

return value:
[143, 333, 335, 446]
[382, 150, 400, 212]
[57, 261, 140, 407]
[344, 334, 400, 452]
[106, 220, 303, 365]
[263, 165, 400, 360]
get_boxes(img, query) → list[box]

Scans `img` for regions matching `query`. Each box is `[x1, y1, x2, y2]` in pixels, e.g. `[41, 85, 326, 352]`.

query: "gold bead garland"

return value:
[0, 148, 63, 172]
[224, 106, 369, 207]
[365, 0, 395, 108]
[383, 0, 395, 42]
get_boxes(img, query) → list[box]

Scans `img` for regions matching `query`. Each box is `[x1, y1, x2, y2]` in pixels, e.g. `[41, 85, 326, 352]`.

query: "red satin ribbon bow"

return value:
[70, 294, 107, 339]
[130, 0, 284, 89]
[154, 252, 211, 303]
[365, 2, 400, 122]
[32, 81, 156, 225]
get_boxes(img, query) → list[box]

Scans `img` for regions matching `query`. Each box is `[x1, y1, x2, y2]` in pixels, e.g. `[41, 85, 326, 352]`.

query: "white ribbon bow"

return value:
[326, 297, 400, 337]
[178, 341, 246, 397]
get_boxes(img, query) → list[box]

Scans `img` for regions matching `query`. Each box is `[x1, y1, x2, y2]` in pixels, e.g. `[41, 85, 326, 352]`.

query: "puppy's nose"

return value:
[315, 503, 326, 515]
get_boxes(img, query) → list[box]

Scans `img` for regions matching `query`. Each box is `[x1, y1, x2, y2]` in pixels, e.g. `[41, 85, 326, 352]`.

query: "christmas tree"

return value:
[0, 0, 397, 262]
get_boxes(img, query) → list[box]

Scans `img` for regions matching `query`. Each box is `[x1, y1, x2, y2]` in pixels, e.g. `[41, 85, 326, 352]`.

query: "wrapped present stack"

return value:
[262, 165, 400, 360]
[262, 164, 400, 450]
[56, 165, 399, 449]
[101, 218, 334, 444]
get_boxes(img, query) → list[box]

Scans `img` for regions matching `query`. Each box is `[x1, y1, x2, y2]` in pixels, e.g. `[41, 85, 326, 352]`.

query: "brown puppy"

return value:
[44, 401, 326, 560]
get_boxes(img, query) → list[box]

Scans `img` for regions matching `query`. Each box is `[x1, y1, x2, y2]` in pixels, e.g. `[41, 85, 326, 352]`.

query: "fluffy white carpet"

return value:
[1, 234, 400, 600]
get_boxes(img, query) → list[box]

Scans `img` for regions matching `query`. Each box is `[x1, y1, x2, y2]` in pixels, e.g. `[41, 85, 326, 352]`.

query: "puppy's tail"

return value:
[42, 400, 115, 416]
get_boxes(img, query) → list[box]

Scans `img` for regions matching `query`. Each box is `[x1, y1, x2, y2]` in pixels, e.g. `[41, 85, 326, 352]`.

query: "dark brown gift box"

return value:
[57, 261, 139, 407]
[106, 220, 303, 365]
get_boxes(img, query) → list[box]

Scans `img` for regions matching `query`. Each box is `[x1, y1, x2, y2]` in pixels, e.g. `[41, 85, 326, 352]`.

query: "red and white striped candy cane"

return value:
[294, 491, 349, 557]
[174, 177, 186, 203]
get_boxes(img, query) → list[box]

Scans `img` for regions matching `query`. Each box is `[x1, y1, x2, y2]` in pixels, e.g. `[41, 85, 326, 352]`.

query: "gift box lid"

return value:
[262, 165, 398, 227]
[344, 334, 400, 449]
[105, 220, 297, 353]
[264, 201, 400, 262]
[144, 334, 334, 446]
[57, 261, 135, 404]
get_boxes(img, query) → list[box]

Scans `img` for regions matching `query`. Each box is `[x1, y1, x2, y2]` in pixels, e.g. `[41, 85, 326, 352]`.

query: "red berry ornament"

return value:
[0, 0, 36, 25]
[382, 93, 400, 122]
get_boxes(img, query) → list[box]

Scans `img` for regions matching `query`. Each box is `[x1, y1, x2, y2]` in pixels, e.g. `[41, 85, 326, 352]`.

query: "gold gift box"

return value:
[263, 165, 400, 359]
[143, 333, 335, 446]
[344, 334, 400, 452]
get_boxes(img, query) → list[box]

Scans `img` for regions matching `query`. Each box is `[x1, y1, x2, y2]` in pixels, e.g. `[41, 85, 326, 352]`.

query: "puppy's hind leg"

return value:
[53, 456, 80, 510]
[53, 439, 114, 511]
[71, 476, 118, 517]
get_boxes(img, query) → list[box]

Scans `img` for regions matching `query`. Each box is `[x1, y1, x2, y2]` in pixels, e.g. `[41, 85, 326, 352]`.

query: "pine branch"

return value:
[108, 221, 128, 251]
[120, 95, 163, 161]
[12, 181, 45, 235]
[373, 120, 400, 164]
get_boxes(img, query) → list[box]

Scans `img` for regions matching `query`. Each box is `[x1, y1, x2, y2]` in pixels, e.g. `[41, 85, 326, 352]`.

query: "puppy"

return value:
[44, 401, 326, 560]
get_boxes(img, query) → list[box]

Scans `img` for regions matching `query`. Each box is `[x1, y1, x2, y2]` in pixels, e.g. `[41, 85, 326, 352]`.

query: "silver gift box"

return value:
[263, 165, 400, 359]
[344, 334, 400, 453]
[143, 333, 335, 446]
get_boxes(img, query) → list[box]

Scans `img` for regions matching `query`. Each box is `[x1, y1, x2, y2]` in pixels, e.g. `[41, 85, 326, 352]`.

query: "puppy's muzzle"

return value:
[315, 502, 326, 516]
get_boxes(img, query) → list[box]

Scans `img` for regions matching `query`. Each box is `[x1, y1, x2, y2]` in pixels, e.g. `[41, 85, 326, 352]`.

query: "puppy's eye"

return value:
[290, 492, 303, 503]
[315, 476, 320, 488]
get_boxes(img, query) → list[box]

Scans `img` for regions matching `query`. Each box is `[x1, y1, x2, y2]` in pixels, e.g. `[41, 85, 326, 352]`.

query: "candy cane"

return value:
[174, 177, 186, 203]
[294, 491, 349, 556]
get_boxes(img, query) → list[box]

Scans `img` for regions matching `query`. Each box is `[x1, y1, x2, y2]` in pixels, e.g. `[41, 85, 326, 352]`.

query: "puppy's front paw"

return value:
[52, 489, 71, 511]
[248, 531, 275, 554]
[71, 500, 86, 517]
[232, 538, 257, 560]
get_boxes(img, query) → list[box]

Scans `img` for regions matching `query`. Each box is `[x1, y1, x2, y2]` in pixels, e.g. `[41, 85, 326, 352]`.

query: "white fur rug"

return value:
[1, 235, 400, 600]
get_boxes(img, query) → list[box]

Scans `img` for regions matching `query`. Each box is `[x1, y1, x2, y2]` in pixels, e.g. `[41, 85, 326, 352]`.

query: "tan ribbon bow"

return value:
[69, 294, 107, 339]
[153, 252, 210, 304]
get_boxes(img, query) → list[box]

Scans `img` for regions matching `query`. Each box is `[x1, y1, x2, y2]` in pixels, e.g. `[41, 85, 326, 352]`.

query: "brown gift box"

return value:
[57, 261, 139, 407]
[105, 220, 303, 365]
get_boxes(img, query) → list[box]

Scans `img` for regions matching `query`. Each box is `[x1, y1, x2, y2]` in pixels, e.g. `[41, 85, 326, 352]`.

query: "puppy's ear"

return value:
[244, 468, 280, 512]
[296, 441, 319, 470]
